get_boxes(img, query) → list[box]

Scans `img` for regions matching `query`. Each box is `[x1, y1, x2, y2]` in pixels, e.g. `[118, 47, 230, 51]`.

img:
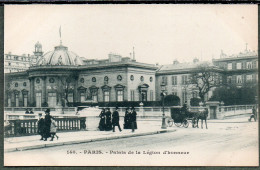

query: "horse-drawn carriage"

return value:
[167, 106, 209, 129]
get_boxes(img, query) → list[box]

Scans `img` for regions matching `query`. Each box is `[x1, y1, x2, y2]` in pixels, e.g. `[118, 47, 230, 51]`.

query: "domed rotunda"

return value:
[37, 43, 83, 66]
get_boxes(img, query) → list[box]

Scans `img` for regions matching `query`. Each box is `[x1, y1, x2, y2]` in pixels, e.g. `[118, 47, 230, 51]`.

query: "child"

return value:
[50, 118, 59, 141]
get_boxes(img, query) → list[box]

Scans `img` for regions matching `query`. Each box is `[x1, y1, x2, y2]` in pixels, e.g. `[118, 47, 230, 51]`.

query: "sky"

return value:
[4, 5, 258, 65]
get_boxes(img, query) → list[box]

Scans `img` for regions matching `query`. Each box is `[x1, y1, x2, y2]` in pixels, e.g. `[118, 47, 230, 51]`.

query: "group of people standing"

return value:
[98, 107, 137, 132]
[38, 109, 59, 141]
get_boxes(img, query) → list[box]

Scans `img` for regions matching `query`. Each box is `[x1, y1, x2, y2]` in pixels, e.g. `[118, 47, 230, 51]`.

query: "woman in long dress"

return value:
[98, 108, 106, 131]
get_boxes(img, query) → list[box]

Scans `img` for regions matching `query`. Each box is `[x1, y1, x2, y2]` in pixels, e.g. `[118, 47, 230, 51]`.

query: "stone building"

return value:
[4, 41, 258, 108]
[212, 48, 258, 86]
[4, 42, 44, 73]
[4, 42, 157, 107]
[156, 59, 223, 106]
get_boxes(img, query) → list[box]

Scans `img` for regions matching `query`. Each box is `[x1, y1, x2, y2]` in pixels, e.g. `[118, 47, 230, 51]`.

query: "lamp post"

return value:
[161, 83, 167, 129]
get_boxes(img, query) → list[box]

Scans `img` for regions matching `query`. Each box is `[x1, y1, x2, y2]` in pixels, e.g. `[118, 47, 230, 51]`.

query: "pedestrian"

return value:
[25, 109, 29, 114]
[29, 109, 34, 114]
[50, 118, 59, 141]
[98, 108, 106, 131]
[130, 107, 137, 132]
[105, 108, 112, 131]
[124, 107, 131, 129]
[37, 113, 45, 140]
[249, 106, 257, 122]
[43, 108, 52, 141]
[112, 107, 122, 132]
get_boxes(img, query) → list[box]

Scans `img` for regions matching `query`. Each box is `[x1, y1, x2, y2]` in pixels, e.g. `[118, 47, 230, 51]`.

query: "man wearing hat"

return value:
[130, 107, 137, 132]
[37, 113, 45, 140]
[44, 108, 52, 141]
[112, 107, 122, 132]
[105, 108, 112, 131]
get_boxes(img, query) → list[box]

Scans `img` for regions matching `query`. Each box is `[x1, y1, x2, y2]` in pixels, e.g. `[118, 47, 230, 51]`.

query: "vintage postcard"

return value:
[3, 4, 258, 166]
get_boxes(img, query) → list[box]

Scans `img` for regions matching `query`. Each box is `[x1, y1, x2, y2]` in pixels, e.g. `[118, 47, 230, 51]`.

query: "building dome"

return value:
[37, 44, 83, 66]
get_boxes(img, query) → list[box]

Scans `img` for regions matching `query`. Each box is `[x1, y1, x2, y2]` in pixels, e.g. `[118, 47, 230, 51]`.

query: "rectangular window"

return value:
[172, 76, 177, 85]
[130, 90, 135, 101]
[104, 91, 110, 102]
[227, 63, 232, 70]
[80, 92, 85, 102]
[182, 75, 188, 85]
[150, 90, 154, 101]
[236, 63, 241, 69]
[117, 90, 123, 102]
[36, 92, 42, 107]
[23, 94, 28, 107]
[91, 91, 98, 102]
[162, 76, 168, 85]
[247, 62, 252, 69]
[227, 76, 232, 84]
[15, 94, 19, 107]
[48, 92, 56, 107]
[236, 75, 242, 84]
[246, 74, 253, 82]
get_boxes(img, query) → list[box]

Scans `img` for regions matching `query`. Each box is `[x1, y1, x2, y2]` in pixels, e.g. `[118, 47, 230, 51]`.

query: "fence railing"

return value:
[221, 105, 254, 112]
[5, 117, 86, 137]
[4, 107, 77, 113]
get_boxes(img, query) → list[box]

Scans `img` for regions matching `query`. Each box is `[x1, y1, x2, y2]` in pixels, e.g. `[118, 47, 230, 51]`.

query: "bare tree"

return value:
[189, 63, 221, 102]
[57, 73, 78, 107]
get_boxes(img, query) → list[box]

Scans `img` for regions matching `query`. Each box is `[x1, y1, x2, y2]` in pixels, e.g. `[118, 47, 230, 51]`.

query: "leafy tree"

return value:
[164, 95, 180, 106]
[210, 82, 258, 105]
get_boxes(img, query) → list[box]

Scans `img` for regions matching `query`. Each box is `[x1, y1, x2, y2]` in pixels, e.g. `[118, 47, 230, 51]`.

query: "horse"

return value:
[188, 109, 209, 129]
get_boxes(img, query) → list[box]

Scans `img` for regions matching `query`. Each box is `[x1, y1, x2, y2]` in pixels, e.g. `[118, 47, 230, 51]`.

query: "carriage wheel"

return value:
[167, 119, 173, 127]
[183, 119, 189, 128]
[174, 122, 182, 127]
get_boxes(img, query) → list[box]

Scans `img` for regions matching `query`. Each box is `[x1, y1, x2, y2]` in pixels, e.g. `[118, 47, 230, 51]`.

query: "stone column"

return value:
[29, 77, 35, 106]
[74, 78, 78, 103]
[42, 76, 47, 104]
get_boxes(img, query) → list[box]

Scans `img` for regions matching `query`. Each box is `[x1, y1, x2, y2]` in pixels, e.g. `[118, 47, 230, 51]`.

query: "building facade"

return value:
[155, 59, 224, 105]
[213, 49, 258, 86]
[4, 43, 157, 107]
[4, 42, 258, 108]
[4, 42, 44, 73]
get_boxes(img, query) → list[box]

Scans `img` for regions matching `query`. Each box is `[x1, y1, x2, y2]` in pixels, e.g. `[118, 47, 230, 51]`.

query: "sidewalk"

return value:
[4, 120, 176, 153]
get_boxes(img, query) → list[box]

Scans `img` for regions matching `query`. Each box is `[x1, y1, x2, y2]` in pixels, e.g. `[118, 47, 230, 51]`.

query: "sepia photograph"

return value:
[3, 4, 259, 166]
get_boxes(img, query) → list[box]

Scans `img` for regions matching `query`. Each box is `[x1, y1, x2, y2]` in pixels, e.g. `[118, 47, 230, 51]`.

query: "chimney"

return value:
[173, 60, 179, 65]
[193, 58, 199, 63]
[132, 47, 136, 61]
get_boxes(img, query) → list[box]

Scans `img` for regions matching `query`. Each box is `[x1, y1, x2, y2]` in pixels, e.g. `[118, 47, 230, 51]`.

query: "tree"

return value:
[189, 63, 221, 102]
[164, 95, 180, 106]
[210, 82, 258, 105]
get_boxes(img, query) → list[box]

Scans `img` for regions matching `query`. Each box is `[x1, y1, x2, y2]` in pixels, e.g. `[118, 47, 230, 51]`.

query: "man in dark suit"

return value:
[44, 108, 52, 141]
[130, 107, 137, 132]
[112, 107, 122, 132]
[37, 113, 45, 140]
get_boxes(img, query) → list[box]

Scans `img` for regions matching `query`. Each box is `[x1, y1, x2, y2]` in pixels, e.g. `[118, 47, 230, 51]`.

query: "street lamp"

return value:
[161, 83, 167, 129]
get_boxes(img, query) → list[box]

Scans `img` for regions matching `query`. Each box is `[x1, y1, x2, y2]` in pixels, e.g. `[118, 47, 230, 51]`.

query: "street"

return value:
[5, 119, 258, 166]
